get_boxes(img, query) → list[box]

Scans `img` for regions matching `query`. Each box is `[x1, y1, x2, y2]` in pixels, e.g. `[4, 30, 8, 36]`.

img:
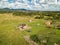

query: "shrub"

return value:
[35, 16, 41, 19]
[30, 35, 40, 43]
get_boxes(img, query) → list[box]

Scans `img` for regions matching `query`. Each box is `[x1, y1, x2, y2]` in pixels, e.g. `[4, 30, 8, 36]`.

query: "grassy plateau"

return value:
[0, 13, 60, 45]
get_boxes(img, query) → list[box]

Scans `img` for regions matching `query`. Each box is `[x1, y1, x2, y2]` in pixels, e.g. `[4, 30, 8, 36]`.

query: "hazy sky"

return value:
[0, 0, 60, 11]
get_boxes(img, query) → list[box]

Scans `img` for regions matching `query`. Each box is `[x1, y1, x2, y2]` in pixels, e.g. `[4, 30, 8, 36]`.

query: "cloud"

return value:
[0, 0, 9, 8]
[0, 0, 60, 11]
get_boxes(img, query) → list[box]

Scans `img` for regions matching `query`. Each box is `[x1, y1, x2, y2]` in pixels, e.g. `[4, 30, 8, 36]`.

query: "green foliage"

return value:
[0, 10, 60, 45]
[30, 28, 60, 45]
[0, 10, 60, 20]
[35, 16, 41, 19]
[0, 30, 29, 45]
[30, 35, 40, 43]
[39, 29, 60, 45]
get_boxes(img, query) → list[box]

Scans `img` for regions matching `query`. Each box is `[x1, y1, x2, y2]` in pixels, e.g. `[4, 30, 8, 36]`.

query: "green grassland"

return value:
[0, 12, 60, 45]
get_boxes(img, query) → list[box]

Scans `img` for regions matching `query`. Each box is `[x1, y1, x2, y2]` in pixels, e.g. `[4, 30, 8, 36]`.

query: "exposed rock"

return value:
[17, 24, 31, 31]
[45, 20, 52, 28]
[29, 20, 32, 22]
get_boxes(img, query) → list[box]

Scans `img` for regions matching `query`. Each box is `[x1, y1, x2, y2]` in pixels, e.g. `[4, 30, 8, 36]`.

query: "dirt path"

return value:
[24, 35, 38, 45]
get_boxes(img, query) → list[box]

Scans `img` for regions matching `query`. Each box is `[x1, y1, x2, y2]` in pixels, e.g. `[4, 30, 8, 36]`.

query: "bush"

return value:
[35, 16, 42, 19]
[55, 23, 60, 29]
[30, 35, 40, 43]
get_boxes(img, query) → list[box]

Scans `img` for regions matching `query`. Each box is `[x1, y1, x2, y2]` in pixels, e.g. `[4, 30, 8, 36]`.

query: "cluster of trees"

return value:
[0, 10, 12, 13]
[0, 9, 60, 20]
[13, 11, 40, 16]
[13, 11, 60, 20]
[43, 12, 60, 20]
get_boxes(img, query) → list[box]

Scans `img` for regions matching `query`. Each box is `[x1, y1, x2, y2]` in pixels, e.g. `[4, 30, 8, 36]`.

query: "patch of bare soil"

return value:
[24, 35, 38, 45]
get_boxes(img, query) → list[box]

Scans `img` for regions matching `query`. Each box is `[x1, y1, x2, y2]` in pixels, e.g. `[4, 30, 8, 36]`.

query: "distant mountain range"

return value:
[0, 8, 60, 12]
[0, 8, 28, 11]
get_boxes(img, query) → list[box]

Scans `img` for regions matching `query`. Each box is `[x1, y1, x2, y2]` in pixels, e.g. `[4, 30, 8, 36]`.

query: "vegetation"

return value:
[0, 10, 60, 45]
[30, 28, 60, 45]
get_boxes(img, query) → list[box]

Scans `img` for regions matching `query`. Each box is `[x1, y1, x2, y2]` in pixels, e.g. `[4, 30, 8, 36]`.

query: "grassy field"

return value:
[0, 13, 60, 45]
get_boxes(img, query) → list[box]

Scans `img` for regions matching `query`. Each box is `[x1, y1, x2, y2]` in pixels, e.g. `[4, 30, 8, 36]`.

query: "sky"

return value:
[0, 0, 60, 11]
